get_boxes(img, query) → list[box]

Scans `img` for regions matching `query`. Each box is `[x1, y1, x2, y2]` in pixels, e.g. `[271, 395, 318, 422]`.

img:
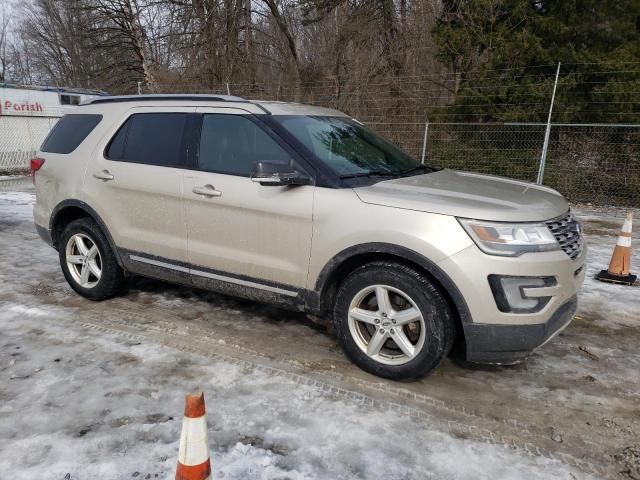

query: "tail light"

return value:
[30, 157, 45, 183]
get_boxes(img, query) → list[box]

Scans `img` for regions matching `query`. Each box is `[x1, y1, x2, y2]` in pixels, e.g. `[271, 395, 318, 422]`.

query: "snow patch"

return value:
[8, 304, 51, 317]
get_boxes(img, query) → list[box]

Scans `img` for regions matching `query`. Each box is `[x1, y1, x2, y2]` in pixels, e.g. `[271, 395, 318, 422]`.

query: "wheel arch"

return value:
[312, 243, 473, 342]
[49, 199, 124, 268]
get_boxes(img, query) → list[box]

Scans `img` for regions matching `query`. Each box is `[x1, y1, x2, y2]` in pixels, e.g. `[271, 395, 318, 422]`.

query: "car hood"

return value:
[353, 169, 569, 222]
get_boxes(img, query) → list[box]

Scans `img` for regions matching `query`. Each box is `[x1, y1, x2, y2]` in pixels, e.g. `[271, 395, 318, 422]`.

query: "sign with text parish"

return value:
[0, 85, 107, 117]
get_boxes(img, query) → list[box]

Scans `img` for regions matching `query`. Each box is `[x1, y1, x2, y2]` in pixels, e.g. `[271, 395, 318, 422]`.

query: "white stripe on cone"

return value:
[617, 236, 632, 248]
[178, 416, 210, 466]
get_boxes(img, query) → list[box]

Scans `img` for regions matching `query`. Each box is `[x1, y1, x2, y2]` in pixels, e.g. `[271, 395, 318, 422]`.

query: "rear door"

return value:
[183, 108, 315, 294]
[83, 107, 196, 267]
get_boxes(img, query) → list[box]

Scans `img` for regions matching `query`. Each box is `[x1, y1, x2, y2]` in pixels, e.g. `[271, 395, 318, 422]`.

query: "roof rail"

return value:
[83, 94, 246, 106]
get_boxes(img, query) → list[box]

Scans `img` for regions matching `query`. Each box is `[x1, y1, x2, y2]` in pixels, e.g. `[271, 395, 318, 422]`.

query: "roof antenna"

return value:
[226, 82, 231, 96]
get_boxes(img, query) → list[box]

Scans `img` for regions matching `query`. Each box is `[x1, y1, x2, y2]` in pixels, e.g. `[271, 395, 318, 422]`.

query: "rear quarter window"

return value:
[41, 114, 103, 154]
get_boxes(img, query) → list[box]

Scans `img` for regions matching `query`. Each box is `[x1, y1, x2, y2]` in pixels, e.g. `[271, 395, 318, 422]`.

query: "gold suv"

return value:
[32, 95, 586, 380]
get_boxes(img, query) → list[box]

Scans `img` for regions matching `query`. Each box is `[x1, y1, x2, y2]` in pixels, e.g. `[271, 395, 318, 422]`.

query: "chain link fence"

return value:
[0, 109, 638, 207]
[367, 122, 640, 207]
[0, 116, 60, 174]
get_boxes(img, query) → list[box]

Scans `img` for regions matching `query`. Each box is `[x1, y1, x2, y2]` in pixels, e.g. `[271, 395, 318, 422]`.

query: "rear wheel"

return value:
[334, 261, 455, 380]
[58, 218, 125, 300]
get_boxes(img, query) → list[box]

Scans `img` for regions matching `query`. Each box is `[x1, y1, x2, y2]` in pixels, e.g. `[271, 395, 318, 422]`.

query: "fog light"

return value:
[488, 275, 556, 313]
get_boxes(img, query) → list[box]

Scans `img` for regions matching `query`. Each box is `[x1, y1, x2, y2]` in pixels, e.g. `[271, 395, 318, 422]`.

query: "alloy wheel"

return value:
[65, 233, 102, 289]
[347, 284, 426, 365]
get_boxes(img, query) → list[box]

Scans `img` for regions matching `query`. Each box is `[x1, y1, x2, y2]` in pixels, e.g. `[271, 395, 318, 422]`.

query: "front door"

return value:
[183, 109, 315, 297]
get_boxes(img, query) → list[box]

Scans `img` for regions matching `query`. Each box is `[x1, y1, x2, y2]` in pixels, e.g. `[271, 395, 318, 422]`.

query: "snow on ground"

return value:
[0, 190, 36, 208]
[0, 190, 638, 479]
[0, 306, 583, 480]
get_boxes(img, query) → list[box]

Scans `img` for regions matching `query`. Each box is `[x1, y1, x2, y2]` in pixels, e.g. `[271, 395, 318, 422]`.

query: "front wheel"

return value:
[58, 218, 126, 300]
[334, 262, 455, 380]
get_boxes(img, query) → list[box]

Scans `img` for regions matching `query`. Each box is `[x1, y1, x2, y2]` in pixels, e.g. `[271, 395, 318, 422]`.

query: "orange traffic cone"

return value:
[175, 393, 212, 480]
[596, 212, 636, 286]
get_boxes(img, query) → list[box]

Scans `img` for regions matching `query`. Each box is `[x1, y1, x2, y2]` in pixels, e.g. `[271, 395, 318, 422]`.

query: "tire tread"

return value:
[58, 218, 125, 301]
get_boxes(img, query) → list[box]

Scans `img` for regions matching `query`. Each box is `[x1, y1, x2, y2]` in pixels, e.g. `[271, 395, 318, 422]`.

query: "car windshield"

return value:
[271, 115, 428, 178]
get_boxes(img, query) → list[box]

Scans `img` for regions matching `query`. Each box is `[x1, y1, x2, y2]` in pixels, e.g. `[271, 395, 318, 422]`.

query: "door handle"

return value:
[192, 184, 222, 198]
[93, 170, 114, 181]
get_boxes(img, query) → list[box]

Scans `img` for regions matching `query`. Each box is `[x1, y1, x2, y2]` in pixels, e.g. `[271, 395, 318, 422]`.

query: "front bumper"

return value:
[463, 295, 577, 363]
[438, 242, 586, 364]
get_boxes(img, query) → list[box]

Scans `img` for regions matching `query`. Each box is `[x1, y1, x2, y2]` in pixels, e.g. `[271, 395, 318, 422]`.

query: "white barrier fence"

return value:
[0, 115, 60, 172]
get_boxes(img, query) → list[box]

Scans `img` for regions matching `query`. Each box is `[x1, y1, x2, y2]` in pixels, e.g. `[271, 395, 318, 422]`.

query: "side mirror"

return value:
[250, 161, 311, 186]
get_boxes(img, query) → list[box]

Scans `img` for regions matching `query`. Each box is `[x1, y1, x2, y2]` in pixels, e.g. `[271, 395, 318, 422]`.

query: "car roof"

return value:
[252, 100, 347, 117]
[81, 94, 348, 117]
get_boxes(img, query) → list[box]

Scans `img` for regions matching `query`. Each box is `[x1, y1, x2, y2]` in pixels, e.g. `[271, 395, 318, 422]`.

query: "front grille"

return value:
[546, 212, 583, 260]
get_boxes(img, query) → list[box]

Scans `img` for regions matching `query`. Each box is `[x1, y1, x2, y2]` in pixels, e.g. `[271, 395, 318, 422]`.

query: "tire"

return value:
[58, 218, 126, 301]
[333, 261, 455, 380]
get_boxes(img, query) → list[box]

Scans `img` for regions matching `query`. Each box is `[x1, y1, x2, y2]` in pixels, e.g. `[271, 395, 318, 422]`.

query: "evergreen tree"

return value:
[432, 0, 640, 122]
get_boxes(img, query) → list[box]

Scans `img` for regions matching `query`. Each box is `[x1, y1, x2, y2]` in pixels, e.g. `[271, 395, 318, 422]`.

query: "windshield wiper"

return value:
[395, 164, 435, 176]
[339, 171, 396, 179]
[340, 165, 435, 180]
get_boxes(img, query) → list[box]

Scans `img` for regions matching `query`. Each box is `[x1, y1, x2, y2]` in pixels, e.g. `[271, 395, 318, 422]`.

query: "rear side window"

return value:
[41, 114, 102, 154]
[105, 113, 190, 167]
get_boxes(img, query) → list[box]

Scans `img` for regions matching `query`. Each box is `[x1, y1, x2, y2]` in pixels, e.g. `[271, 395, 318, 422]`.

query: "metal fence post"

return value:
[421, 120, 429, 164]
[537, 62, 561, 184]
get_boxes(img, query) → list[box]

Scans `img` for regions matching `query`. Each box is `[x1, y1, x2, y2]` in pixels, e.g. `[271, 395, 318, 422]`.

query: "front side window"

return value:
[198, 114, 292, 176]
[271, 116, 423, 178]
[106, 113, 190, 167]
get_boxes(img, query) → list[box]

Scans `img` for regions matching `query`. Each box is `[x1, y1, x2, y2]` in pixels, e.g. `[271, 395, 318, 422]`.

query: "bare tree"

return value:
[0, 4, 9, 81]
[89, 0, 159, 90]
[7, 0, 450, 118]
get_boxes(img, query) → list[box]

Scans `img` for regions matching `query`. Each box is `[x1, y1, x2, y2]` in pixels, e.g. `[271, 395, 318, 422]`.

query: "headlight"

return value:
[458, 218, 560, 256]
